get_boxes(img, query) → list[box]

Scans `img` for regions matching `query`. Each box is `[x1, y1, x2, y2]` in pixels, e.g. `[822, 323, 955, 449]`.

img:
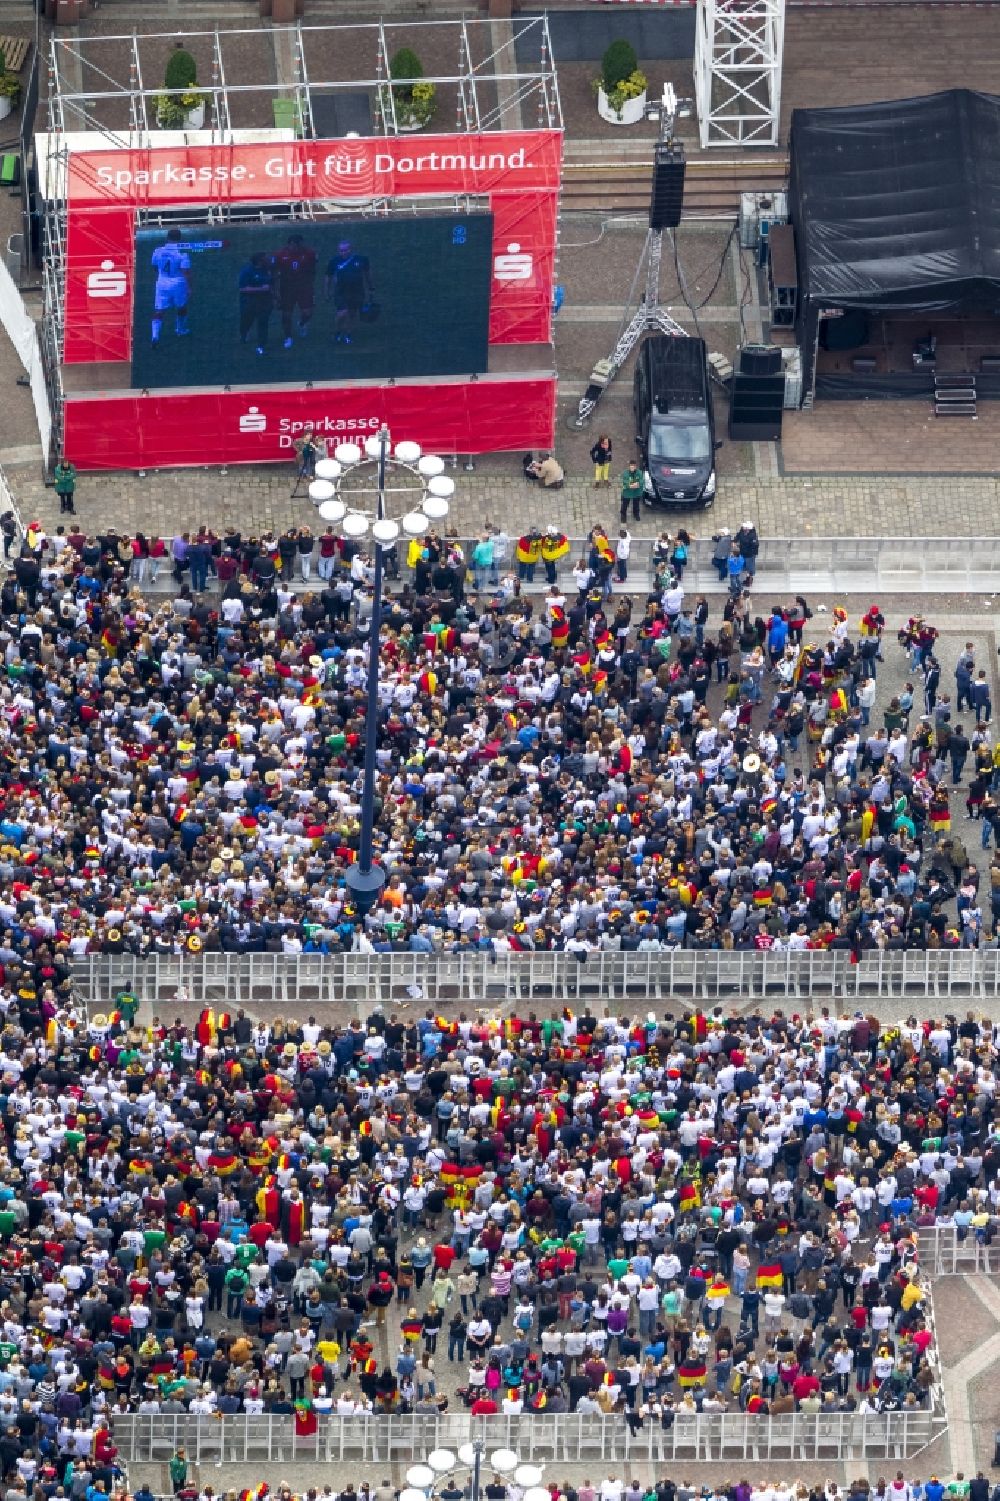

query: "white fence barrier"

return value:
[917, 1225, 997, 1277]
[127, 535, 1000, 597]
[0, 255, 51, 467]
[72, 948, 1000, 1016]
[109, 1408, 944, 1467]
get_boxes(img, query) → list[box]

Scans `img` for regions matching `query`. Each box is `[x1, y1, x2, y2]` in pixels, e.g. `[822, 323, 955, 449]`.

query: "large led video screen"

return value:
[130, 213, 494, 390]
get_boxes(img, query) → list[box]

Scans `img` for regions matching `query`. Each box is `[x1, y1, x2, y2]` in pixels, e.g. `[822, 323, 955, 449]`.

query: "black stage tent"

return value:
[788, 89, 1000, 399]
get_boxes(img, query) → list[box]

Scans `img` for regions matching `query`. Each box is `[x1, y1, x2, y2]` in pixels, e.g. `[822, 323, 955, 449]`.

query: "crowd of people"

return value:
[0, 987, 970, 1499]
[0, 510, 990, 956]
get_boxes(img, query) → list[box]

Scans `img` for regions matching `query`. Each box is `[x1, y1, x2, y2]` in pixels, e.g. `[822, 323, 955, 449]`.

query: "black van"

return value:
[633, 333, 719, 507]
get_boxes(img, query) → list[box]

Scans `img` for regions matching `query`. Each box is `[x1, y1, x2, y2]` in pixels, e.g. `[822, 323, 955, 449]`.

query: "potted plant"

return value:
[594, 39, 647, 125]
[156, 44, 205, 130]
[383, 47, 436, 132]
[0, 50, 20, 124]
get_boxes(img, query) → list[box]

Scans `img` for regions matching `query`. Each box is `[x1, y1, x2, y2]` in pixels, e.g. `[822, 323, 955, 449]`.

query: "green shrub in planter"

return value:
[0, 48, 19, 105]
[165, 46, 198, 92]
[384, 46, 435, 128]
[600, 39, 638, 94]
[389, 47, 424, 86]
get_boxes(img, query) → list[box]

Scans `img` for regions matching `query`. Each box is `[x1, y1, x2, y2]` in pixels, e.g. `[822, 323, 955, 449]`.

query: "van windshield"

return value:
[650, 422, 711, 463]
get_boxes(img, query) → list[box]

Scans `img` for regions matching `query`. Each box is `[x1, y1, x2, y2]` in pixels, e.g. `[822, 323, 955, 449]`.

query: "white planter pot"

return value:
[0, 98, 13, 124]
[184, 102, 206, 129]
[597, 85, 646, 126]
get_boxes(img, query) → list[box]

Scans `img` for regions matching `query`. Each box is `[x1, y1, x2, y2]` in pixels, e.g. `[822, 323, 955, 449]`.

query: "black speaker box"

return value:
[649, 144, 686, 231]
[740, 344, 782, 377]
[729, 372, 784, 441]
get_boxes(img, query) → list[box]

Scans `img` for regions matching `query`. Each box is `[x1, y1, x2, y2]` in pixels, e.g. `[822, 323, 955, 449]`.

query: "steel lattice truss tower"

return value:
[694, 0, 786, 147]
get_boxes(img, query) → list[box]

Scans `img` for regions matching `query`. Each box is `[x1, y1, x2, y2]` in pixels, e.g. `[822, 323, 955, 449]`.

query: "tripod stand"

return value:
[568, 84, 689, 431]
[290, 456, 315, 500]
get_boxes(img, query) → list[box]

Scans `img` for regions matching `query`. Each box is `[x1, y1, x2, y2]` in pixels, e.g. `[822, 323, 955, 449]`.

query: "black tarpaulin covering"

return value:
[789, 89, 1000, 394]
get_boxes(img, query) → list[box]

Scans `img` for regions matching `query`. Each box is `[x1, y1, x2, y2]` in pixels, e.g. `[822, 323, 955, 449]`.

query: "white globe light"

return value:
[313, 458, 342, 482]
[524, 1490, 552, 1501]
[318, 499, 346, 523]
[395, 439, 421, 464]
[308, 480, 335, 504]
[515, 1469, 544, 1489]
[402, 512, 429, 537]
[427, 1451, 456, 1474]
[422, 495, 449, 522]
[334, 442, 362, 466]
[401, 1492, 427, 1501]
[457, 1447, 477, 1468]
[490, 1452, 519, 1476]
[341, 511, 369, 538]
[365, 434, 387, 460]
[405, 1470, 435, 1491]
[427, 474, 455, 500]
[372, 517, 400, 545]
[417, 454, 445, 478]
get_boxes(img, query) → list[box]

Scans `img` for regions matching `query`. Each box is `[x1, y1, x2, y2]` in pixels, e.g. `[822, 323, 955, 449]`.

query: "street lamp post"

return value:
[403, 1443, 547, 1501]
[307, 424, 454, 916]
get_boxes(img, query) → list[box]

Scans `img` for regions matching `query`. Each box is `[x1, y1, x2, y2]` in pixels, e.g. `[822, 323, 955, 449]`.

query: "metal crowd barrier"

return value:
[917, 1225, 997, 1277]
[108, 1408, 944, 1467]
[117, 535, 1000, 597]
[72, 948, 1000, 1016]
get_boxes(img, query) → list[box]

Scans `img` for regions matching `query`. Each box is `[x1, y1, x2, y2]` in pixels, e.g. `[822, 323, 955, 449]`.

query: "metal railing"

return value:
[108, 1408, 944, 1467]
[917, 1224, 997, 1277]
[106, 535, 1000, 596]
[71, 948, 1000, 1017]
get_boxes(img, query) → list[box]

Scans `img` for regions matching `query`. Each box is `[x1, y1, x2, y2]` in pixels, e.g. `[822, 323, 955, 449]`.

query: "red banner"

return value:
[67, 134, 563, 206]
[65, 207, 135, 364]
[65, 131, 562, 362]
[62, 377, 557, 470]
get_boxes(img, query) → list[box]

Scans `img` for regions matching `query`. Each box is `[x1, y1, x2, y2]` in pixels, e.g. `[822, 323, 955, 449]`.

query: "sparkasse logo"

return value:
[494, 243, 533, 283]
[87, 260, 127, 299]
[239, 406, 267, 434]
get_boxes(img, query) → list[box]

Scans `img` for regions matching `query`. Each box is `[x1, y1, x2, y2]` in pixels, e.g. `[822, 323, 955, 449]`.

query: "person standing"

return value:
[168, 1450, 188, 1496]
[591, 434, 613, 488]
[735, 519, 759, 582]
[541, 526, 569, 584]
[54, 458, 77, 516]
[615, 526, 631, 583]
[620, 461, 643, 523]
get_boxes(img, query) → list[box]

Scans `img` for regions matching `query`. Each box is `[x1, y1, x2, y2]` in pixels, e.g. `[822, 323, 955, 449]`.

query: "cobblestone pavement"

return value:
[4, 452, 1000, 543]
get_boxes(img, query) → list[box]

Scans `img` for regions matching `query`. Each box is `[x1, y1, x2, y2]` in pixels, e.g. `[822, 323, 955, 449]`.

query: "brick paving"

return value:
[4, 451, 999, 542]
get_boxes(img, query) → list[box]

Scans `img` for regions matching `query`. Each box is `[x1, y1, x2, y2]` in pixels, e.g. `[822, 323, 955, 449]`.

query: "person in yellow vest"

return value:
[516, 529, 542, 583]
[540, 525, 570, 584]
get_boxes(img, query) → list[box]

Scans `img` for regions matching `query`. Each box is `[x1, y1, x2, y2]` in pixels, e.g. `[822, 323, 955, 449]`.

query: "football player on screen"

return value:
[271, 232, 317, 350]
[324, 239, 373, 345]
[150, 227, 192, 345]
[237, 252, 274, 357]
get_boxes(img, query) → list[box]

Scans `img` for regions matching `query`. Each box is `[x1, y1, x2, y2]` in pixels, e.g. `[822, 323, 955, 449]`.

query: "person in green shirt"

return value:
[169, 1450, 187, 1495]
[607, 1253, 629, 1282]
[541, 1014, 563, 1047]
[53, 459, 77, 516]
[225, 1265, 249, 1317]
[662, 1285, 683, 1326]
[620, 460, 644, 522]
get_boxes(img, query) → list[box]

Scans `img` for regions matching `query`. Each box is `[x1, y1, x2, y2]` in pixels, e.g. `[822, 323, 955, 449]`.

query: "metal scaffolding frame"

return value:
[693, 0, 786, 147]
[40, 15, 563, 465]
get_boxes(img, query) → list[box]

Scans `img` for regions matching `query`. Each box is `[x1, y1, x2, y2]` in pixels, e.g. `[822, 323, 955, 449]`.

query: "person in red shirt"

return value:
[470, 1395, 497, 1414]
[270, 233, 317, 348]
[433, 1241, 456, 1274]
